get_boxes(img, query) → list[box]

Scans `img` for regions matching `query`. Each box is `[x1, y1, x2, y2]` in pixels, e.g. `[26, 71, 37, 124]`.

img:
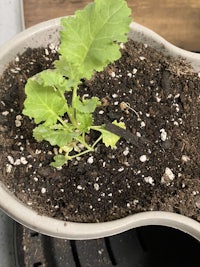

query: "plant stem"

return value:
[91, 134, 103, 149]
[67, 147, 94, 161]
[75, 135, 92, 151]
[72, 85, 78, 107]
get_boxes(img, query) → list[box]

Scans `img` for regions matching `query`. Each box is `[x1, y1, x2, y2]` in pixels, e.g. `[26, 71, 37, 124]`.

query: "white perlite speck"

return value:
[94, 183, 100, 191]
[160, 128, 167, 141]
[181, 155, 190, 162]
[45, 48, 49, 55]
[49, 43, 56, 51]
[77, 185, 83, 190]
[196, 200, 200, 209]
[140, 121, 146, 128]
[123, 147, 129, 156]
[35, 149, 42, 154]
[110, 71, 116, 77]
[15, 115, 23, 127]
[41, 188, 46, 194]
[14, 159, 21, 166]
[144, 176, 155, 186]
[7, 155, 14, 165]
[139, 155, 148, 162]
[6, 164, 12, 173]
[33, 177, 38, 182]
[161, 167, 175, 185]
[2, 111, 9, 116]
[87, 156, 94, 164]
[156, 96, 161, 103]
[20, 157, 28, 165]
[133, 199, 139, 205]
[118, 167, 124, 172]
[112, 93, 118, 98]
[120, 43, 125, 49]
[132, 68, 137, 74]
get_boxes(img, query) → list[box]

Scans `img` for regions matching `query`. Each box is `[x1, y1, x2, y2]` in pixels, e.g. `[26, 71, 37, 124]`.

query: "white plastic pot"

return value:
[0, 19, 200, 240]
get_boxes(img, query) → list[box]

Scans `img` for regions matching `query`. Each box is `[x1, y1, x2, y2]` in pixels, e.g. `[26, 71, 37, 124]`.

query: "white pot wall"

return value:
[0, 19, 200, 240]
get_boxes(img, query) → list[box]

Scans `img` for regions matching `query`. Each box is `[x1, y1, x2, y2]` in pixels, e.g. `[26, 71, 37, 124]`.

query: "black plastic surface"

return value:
[14, 223, 200, 267]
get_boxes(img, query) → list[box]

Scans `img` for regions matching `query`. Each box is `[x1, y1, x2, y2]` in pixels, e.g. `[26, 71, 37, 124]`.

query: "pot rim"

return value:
[1, 181, 200, 240]
[0, 19, 199, 72]
[0, 18, 199, 240]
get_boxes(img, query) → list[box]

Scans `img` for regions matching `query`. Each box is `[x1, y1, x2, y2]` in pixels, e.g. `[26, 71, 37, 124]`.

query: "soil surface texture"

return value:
[0, 40, 199, 223]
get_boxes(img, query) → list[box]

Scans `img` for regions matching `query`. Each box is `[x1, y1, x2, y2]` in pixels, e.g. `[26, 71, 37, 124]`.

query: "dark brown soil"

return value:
[0, 40, 200, 223]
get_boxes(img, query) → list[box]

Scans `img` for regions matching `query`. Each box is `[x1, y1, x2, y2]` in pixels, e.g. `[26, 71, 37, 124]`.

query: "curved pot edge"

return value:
[0, 19, 199, 72]
[0, 18, 199, 240]
[1, 181, 200, 240]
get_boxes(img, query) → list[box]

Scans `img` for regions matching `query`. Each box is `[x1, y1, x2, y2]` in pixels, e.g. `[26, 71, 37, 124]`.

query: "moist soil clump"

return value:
[0, 40, 199, 223]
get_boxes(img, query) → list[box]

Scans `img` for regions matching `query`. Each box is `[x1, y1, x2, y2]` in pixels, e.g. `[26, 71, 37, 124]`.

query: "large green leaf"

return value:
[33, 124, 79, 147]
[23, 79, 68, 125]
[56, 0, 131, 80]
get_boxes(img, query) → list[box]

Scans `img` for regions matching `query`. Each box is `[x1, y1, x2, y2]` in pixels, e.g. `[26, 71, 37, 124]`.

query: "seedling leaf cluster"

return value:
[23, 0, 131, 167]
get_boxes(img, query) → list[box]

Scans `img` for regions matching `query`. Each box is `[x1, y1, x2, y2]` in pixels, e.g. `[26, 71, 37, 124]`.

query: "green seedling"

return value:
[23, 0, 131, 167]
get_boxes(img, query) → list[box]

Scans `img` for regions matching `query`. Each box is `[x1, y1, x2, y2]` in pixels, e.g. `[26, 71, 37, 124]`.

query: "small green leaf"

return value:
[112, 120, 126, 129]
[23, 79, 68, 125]
[94, 121, 126, 148]
[76, 112, 93, 132]
[100, 128, 120, 148]
[74, 96, 100, 113]
[33, 124, 46, 142]
[37, 69, 73, 92]
[50, 155, 67, 168]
